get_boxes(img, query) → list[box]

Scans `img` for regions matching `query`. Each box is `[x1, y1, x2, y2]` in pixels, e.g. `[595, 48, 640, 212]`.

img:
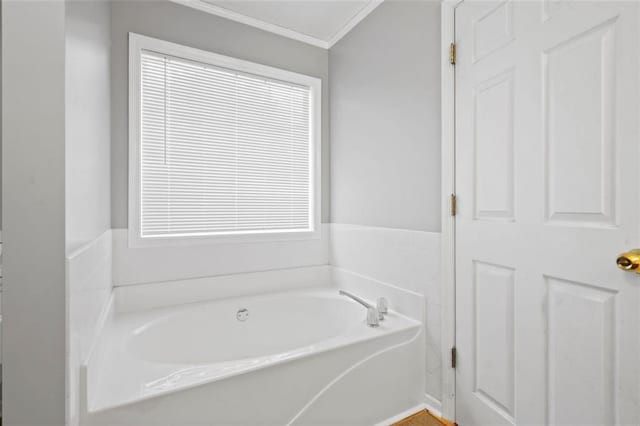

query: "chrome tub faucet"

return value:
[338, 290, 388, 327]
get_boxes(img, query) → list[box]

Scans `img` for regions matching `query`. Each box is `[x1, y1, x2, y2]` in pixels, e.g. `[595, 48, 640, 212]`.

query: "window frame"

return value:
[128, 33, 322, 247]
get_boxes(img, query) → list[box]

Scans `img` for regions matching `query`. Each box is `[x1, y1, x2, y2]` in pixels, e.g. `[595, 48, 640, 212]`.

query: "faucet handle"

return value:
[367, 307, 380, 327]
[377, 297, 388, 315]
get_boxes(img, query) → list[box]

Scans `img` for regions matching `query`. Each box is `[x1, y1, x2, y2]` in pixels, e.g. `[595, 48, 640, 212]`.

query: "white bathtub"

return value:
[82, 287, 423, 425]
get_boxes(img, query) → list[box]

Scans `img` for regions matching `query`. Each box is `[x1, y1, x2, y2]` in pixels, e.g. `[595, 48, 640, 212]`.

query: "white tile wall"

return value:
[115, 265, 332, 312]
[331, 267, 424, 321]
[329, 224, 440, 296]
[329, 223, 442, 409]
[112, 224, 330, 286]
[66, 230, 113, 426]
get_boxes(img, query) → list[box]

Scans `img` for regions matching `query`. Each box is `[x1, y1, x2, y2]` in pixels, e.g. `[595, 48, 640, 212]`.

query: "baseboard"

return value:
[372, 394, 447, 425]
[376, 403, 429, 426]
[424, 393, 443, 418]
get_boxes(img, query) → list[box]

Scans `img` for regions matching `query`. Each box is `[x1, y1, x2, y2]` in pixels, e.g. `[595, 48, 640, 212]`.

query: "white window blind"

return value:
[139, 51, 313, 238]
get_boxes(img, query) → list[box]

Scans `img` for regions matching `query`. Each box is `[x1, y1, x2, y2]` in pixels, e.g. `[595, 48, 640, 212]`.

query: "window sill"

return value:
[127, 228, 323, 248]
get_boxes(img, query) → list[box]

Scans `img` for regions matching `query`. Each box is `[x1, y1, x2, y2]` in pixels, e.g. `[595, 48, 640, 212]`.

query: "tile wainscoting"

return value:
[329, 223, 442, 410]
[114, 265, 332, 312]
[66, 230, 113, 426]
[112, 224, 330, 286]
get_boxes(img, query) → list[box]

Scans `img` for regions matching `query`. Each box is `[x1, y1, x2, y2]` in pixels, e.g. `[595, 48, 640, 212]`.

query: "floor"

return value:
[391, 409, 454, 426]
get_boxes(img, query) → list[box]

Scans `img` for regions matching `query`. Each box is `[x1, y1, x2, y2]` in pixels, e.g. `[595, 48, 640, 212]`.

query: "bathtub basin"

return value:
[84, 287, 422, 419]
[128, 293, 364, 365]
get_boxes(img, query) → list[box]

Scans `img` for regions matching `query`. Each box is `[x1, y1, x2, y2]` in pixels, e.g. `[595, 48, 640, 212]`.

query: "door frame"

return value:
[440, 0, 463, 421]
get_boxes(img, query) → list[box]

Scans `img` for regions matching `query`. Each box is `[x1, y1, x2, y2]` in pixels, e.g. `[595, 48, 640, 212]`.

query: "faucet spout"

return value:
[339, 290, 372, 309]
[339, 290, 381, 327]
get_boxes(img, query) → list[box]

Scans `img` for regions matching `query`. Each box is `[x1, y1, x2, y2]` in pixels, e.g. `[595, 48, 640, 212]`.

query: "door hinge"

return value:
[450, 42, 456, 65]
[450, 193, 457, 216]
[451, 346, 457, 369]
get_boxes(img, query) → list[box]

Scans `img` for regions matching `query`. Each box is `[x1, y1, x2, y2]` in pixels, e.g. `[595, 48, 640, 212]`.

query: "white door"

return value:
[455, 1, 640, 424]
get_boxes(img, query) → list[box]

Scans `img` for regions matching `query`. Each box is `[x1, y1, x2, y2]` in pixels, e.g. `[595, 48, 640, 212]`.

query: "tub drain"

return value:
[236, 308, 249, 321]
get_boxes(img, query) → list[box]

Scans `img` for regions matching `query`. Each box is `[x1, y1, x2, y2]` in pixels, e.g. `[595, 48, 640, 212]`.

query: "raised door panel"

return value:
[473, 261, 515, 421]
[544, 19, 617, 227]
[546, 276, 616, 425]
[474, 70, 515, 221]
[473, 1, 514, 62]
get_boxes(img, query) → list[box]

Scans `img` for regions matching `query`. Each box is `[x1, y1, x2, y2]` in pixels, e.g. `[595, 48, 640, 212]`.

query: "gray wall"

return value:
[110, 0, 330, 228]
[66, 0, 112, 251]
[2, 1, 67, 424]
[329, 0, 441, 232]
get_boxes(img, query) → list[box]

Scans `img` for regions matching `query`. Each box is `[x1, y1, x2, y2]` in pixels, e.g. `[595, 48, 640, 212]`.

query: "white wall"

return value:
[2, 2, 67, 424]
[328, 0, 444, 411]
[65, 1, 114, 424]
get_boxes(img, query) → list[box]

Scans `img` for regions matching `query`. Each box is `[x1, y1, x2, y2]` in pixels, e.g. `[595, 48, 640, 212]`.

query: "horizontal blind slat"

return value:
[140, 52, 313, 238]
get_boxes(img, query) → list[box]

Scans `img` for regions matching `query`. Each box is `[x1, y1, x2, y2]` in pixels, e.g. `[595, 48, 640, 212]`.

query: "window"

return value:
[129, 34, 321, 246]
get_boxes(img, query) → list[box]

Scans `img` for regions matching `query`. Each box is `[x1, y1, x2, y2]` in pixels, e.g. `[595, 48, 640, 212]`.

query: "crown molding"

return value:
[169, 0, 384, 50]
[327, 0, 383, 48]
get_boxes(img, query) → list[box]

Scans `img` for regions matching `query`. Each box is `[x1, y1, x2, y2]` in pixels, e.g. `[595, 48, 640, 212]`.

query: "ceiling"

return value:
[171, 0, 384, 48]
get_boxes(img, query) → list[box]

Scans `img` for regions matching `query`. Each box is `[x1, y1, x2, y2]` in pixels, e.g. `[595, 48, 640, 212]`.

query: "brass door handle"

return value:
[617, 249, 640, 272]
